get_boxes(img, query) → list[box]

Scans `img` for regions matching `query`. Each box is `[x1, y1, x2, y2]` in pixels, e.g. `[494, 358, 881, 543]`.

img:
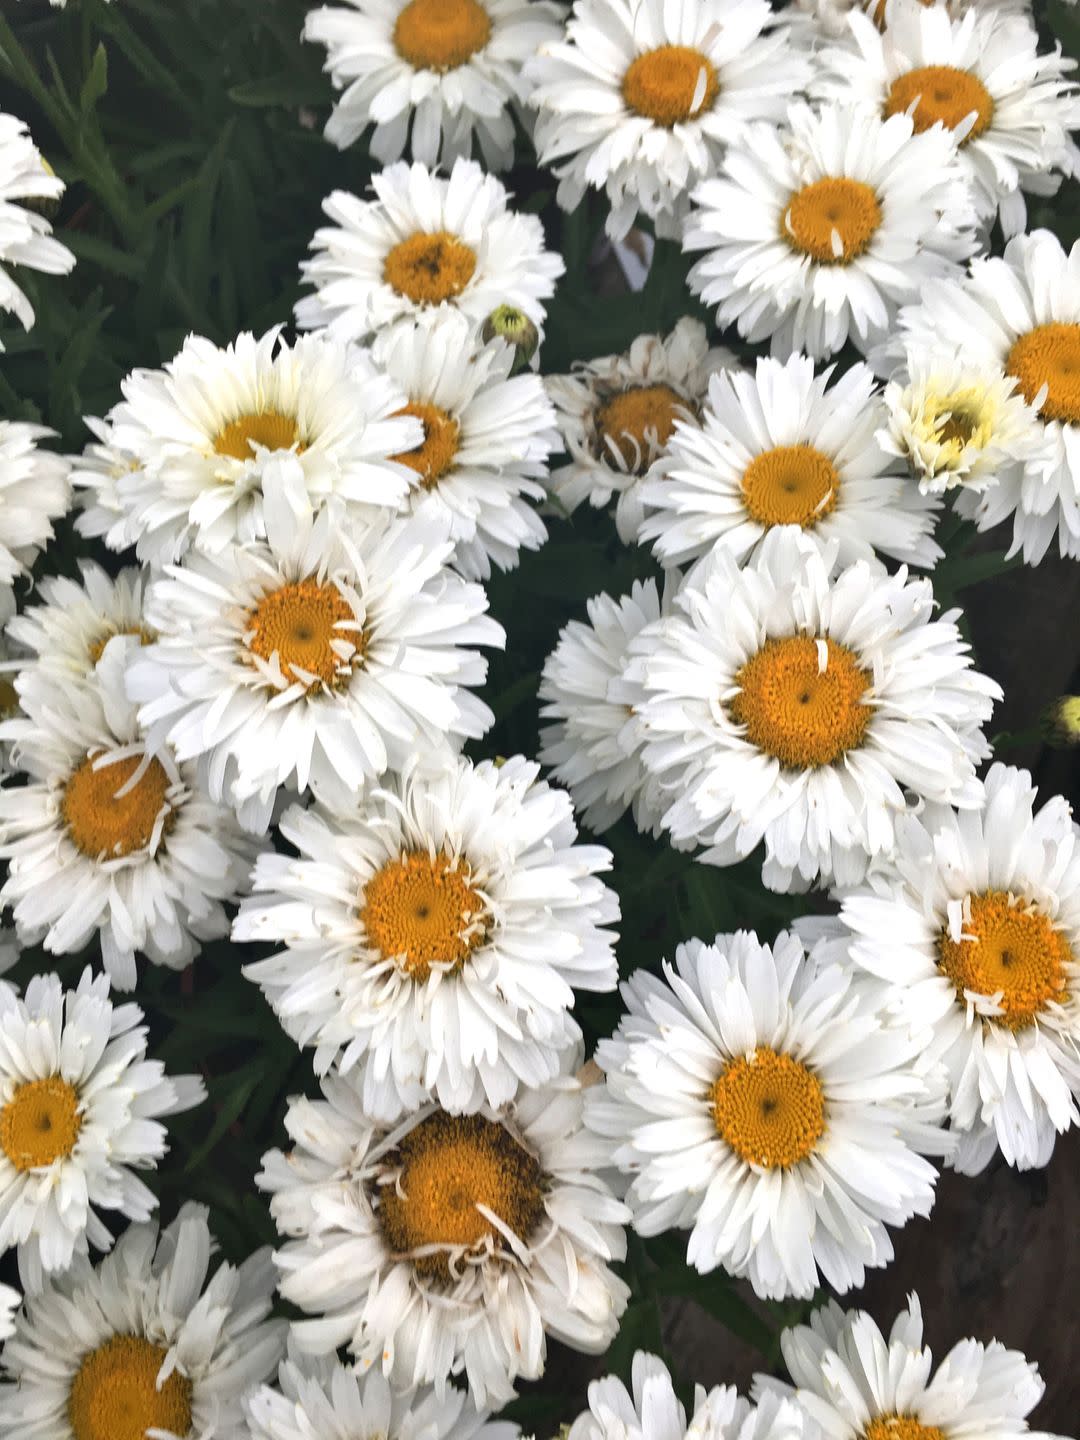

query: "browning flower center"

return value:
[596, 384, 686, 472]
[710, 1049, 825, 1168]
[394, 0, 492, 72]
[1007, 323, 1080, 425]
[392, 401, 461, 487]
[383, 231, 477, 306]
[741, 444, 839, 528]
[378, 1111, 546, 1281]
[68, 1335, 194, 1440]
[63, 753, 174, 859]
[731, 636, 872, 769]
[0, 1077, 82, 1171]
[213, 409, 303, 461]
[622, 45, 719, 126]
[360, 850, 489, 982]
[246, 580, 362, 691]
[885, 66, 994, 143]
[937, 890, 1070, 1029]
[863, 1420, 946, 1440]
[783, 178, 882, 265]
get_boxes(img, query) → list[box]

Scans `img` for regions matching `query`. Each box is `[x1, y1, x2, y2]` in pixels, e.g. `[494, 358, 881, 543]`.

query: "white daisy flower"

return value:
[257, 1051, 630, 1406]
[97, 327, 420, 565]
[128, 474, 501, 834]
[889, 228, 1080, 563]
[785, 0, 1034, 44]
[296, 158, 564, 344]
[0, 1201, 285, 1440]
[0, 1286, 14, 1343]
[638, 354, 941, 573]
[684, 101, 977, 360]
[527, 0, 810, 241]
[373, 309, 559, 579]
[305, 0, 566, 168]
[836, 761, 1080, 1175]
[69, 415, 140, 549]
[235, 752, 618, 1117]
[588, 929, 951, 1301]
[0, 114, 74, 343]
[631, 526, 1000, 892]
[755, 1293, 1066, 1440]
[813, 2, 1080, 236]
[0, 968, 204, 1287]
[546, 318, 734, 542]
[0, 638, 255, 990]
[0, 423, 70, 587]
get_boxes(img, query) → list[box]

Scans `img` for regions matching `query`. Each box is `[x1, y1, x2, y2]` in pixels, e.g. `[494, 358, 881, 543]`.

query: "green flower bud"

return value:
[481, 305, 539, 373]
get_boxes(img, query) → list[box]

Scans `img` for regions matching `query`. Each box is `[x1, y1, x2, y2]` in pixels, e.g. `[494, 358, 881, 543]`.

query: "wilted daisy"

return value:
[632, 527, 999, 891]
[97, 327, 420, 564]
[837, 762, 1080, 1175]
[296, 158, 564, 343]
[891, 228, 1080, 562]
[0, 113, 74, 343]
[373, 309, 559, 578]
[0, 423, 70, 589]
[813, 2, 1080, 235]
[685, 101, 977, 360]
[589, 929, 951, 1300]
[528, 0, 810, 241]
[236, 752, 618, 1116]
[129, 478, 501, 833]
[305, 0, 565, 167]
[0, 1202, 285, 1440]
[546, 318, 734, 542]
[638, 354, 941, 572]
[0, 969, 203, 1286]
[0, 637, 255, 990]
[755, 1293, 1063, 1440]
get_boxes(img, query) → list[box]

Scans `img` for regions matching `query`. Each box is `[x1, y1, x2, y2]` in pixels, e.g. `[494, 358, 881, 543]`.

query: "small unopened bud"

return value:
[481, 304, 539, 373]
[1042, 695, 1080, 747]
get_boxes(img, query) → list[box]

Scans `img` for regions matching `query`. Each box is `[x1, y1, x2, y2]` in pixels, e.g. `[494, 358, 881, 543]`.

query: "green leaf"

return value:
[79, 41, 108, 114]
[227, 75, 329, 109]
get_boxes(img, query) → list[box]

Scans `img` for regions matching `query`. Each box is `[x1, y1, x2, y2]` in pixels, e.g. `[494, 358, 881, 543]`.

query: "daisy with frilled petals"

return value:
[685, 102, 977, 361]
[305, 0, 565, 168]
[0, 113, 74, 343]
[546, 318, 734, 543]
[235, 752, 618, 1116]
[588, 929, 951, 1300]
[129, 476, 501, 833]
[837, 762, 1080, 1175]
[528, 0, 809, 241]
[69, 415, 140, 549]
[97, 327, 419, 565]
[0, 638, 255, 990]
[0, 969, 203, 1287]
[890, 229, 1080, 562]
[296, 158, 564, 343]
[374, 310, 559, 578]
[0, 423, 70, 588]
[814, 1, 1080, 236]
[756, 1293, 1063, 1440]
[632, 527, 999, 891]
[638, 354, 940, 573]
[258, 1052, 629, 1406]
[0, 1202, 285, 1440]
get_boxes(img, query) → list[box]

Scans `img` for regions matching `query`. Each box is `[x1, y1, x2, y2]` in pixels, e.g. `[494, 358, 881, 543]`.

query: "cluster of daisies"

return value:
[0, 0, 1077, 1436]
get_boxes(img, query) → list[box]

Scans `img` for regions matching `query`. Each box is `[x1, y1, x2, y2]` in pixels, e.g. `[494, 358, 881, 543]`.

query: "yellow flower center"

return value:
[213, 409, 303, 462]
[383, 231, 478, 306]
[392, 401, 461, 488]
[710, 1049, 825, 1169]
[1007, 323, 1080, 425]
[394, 0, 492, 72]
[937, 890, 1070, 1029]
[741, 444, 839, 528]
[246, 580, 362, 691]
[378, 1111, 546, 1281]
[622, 45, 719, 126]
[360, 850, 489, 983]
[63, 753, 174, 859]
[0, 1077, 82, 1171]
[863, 1420, 946, 1440]
[731, 636, 872, 769]
[783, 178, 882, 265]
[87, 625, 155, 667]
[596, 384, 686, 472]
[885, 65, 994, 143]
[68, 1335, 194, 1440]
